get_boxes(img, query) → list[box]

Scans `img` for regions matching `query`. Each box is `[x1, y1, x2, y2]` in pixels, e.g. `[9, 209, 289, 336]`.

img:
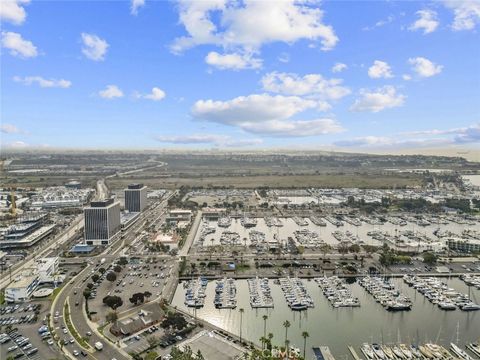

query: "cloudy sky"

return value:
[1, 0, 479, 150]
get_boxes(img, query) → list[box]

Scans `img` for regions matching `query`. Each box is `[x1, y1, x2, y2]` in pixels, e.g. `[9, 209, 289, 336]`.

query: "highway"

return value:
[0, 215, 83, 290]
[49, 189, 176, 360]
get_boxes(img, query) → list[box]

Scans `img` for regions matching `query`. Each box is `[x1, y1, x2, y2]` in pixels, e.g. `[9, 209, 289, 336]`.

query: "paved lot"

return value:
[0, 301, 59, 360]
[87, 258, 174, 316]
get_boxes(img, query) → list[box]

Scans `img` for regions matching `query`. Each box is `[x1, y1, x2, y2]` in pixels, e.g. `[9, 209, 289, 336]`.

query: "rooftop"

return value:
[178, 330, 244, 360]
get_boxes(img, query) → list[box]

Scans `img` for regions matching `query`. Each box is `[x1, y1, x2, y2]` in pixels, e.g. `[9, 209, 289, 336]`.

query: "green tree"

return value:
[423, 252, 437, 265]
[144, 351, 158, 360]
[106, 311, 118, 323]
[83, 288, 91, 300]
[262, 314, 268, 341]
[106, 272, 117, 282]
[283, 320, 291, 352]
[239, 308, 244, 343]
[102, 295, 123, 310]
[91, 274, 99, 283]
[302, 331, 309, 359]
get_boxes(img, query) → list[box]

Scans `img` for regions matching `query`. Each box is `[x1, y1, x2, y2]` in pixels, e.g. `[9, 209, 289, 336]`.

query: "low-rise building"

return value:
[446, 237, 480, 253]
[0, 213, 55, 249]
[5, 269, 39, 303]
[35, 256, 59, 283]
[110, 304, 163, 336]
[166, 209, 192, 225]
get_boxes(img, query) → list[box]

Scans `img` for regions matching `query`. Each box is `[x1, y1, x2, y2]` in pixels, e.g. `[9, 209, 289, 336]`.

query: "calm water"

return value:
[172, 278, 480, 359]
[464, 175, 480, 187]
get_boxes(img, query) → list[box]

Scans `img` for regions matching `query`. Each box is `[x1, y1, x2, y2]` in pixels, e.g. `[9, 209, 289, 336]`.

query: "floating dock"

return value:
[320, 346, 336, 360]
[348, 345, 363, 360]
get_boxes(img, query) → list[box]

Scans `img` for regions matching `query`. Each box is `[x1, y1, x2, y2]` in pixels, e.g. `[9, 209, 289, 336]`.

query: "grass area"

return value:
[64, 302, 91, 349]
[107, 173, 423, 190]
[97, 323, 115, 344]
[49, 286, 63, 301]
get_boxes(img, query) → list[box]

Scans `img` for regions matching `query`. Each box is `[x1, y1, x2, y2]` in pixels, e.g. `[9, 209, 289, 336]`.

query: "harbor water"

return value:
[172, 277, 480, 359]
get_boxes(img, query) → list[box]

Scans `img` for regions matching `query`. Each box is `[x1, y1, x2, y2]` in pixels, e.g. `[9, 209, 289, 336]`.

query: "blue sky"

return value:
[1, 0, 479, 150]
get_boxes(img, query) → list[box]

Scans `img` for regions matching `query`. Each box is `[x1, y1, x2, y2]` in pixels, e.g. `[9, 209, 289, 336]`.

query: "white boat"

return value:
[450, 343, 473, 360]
[360, 343, 375, 359]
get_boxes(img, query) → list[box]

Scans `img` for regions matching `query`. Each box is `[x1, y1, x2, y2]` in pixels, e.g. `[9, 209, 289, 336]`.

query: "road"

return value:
[0, 215, 83, 290]
[179, 211, 202, 257]
[50, 190, 176, 360]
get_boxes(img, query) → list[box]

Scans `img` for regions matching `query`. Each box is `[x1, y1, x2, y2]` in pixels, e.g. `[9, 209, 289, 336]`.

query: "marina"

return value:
[214, 278, 237, 309]
[247, 277, 274, 308]
[403, 275, 480, 311]
[184, 277, 208, 308]
[315, 276, 361, 308]
[279, 277, 314, 311]
[359, 276, 412, 311]
[172, 277, 480, 359]
[192, 214, 480, 252]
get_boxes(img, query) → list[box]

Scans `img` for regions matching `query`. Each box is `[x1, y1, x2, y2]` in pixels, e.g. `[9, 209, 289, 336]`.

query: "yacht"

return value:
[466, 342, 480, 358]
[360, 343, 375, 359]
[380, 345, 395, 359]
[371, 343, 386, 360]
[450, 343, 473, 360]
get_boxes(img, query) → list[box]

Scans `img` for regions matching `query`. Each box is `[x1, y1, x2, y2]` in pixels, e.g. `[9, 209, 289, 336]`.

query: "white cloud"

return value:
[155, 133, 263, 147]
[261, 72, 350, 103]
[443, 0, 480, 31]
[13, 76, 71, 88]
[98, 85, 124, 99]
[368, 60, 393, 79]
[238, 118, 343, 137]
[402, 74, 412, 81]
[331, 62, 347, 73]
[172, 0, 338, 54]
[363, 15, 395, 31]
[350, 86, 405, 113]
[131, 0, 145, 15]
[1, 31, 37, 58]
[454, 123, 480, 143]
[278, 52, 290, 63]
[5, 141, 29, 148]
[0, 0, 29, 25]
[334, 136, 450, 148]
[409, 10, 439, 34]
[135, 87, 166, 101]
[191, 93, 343, 137]
[408, 57, 443, 77]
[403, 123, 480, 144]
[1, 123, 21, 134]
[205, 51, 262, 70]
[81, 33, 109, 61]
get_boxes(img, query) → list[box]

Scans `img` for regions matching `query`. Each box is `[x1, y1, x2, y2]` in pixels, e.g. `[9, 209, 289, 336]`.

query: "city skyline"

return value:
[1, 0, 479, 152]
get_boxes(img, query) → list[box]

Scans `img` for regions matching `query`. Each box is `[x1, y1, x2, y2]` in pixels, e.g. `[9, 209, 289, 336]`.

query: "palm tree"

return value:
[262, 315, 268, 339]
[302, 331, 309, 359]
[285, 339, 290, 356]
[259, 336, 267, 351]
[239, 308, 244, 343]
[283, 320, 291, 353]
[267, 333, 274, 351]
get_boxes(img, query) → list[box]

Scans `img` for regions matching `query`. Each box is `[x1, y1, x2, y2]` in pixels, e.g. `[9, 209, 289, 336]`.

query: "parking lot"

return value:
[0, 302, 58, 360]
[78, 257, 175, 317]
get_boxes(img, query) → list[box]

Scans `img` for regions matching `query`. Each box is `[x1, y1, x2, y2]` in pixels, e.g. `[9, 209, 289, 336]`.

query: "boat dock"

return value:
[319, 346, 336, 360]
[348, 345, 363, 360]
